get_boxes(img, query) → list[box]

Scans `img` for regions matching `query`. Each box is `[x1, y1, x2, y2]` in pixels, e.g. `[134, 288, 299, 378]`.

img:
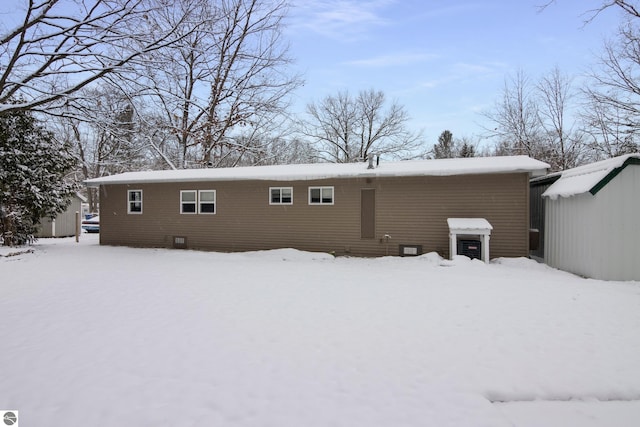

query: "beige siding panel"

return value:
[373, 174, 529, 258]
[99, 173, 530, 258]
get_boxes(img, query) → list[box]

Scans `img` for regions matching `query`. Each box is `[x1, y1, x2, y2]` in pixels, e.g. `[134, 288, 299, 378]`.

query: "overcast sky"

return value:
[286, 0, 624, 146]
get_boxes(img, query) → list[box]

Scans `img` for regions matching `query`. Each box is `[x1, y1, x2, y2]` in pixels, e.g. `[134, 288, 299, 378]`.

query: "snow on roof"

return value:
[447, 218, 493, 231]
[542, 153, 640, 199]
[529, 170, 561, 186]
[85, 156, 549, 187]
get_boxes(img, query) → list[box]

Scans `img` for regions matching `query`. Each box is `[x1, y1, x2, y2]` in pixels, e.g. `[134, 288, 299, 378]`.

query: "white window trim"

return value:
[269, 187, 293, 205]
[308, 186, 334, 205]
[127, 189, 143, 214]
[180, 190, 197, 214]
[198, 190, 216, 214]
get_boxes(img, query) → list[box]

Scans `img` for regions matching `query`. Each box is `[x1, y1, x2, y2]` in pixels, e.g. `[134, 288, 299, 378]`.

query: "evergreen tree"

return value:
[0, 109, 77, 246]
[459, 142, 476, 157]
[433, 130, 455, 159]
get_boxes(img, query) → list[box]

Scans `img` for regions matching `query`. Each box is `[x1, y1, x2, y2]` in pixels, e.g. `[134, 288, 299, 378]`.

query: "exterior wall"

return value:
[545, 165, 640, 281]
[99, 173, 531, 258]
[36, 196, 82, 238]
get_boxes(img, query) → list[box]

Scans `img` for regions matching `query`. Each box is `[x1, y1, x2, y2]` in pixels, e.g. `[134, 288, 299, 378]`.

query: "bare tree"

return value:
[54, 84, 149, 211]
[0, 0, 192, 114]
[140, 0, 302, 169]
[482, 69, 544, 158]
[301, 89, 424, 163]
[583, 22, 640, 131]
[540, 0, 640, 159]
[537, 66, 586, 170]
[581, 95, 639, 159]
[303, 91, 357, 163]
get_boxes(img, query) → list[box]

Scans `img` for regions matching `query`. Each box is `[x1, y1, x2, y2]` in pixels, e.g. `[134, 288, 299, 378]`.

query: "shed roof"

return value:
[542, 153, 640, 200]
[85, 156, 549, 187]
[447, 218, 493, 231]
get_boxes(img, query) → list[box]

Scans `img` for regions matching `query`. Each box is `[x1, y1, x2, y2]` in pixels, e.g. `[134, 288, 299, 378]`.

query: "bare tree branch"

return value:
[0, 0, 193, 114]
[538, 1, 640, 25]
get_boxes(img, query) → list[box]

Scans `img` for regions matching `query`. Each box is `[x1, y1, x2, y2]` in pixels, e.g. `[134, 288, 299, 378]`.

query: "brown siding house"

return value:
[86, 156, 548, 259]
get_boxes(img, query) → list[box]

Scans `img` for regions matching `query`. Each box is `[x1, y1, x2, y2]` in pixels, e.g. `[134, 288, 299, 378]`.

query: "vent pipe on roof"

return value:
[367, 155, 375, 169]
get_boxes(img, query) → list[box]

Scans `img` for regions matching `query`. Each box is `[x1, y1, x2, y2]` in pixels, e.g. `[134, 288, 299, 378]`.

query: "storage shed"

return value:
[543, 154, 640, 281]
[36, 193, 86, 238]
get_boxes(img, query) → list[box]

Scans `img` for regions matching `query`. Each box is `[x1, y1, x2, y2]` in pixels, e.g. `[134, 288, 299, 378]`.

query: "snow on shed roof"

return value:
[542, 153, 640, 199]
[447, 218, 493, 231]
[85, 155, 549, 187]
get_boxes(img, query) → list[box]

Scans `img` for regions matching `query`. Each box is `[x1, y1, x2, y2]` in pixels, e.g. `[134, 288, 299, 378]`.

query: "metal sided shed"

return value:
[543, 154, 640, 281]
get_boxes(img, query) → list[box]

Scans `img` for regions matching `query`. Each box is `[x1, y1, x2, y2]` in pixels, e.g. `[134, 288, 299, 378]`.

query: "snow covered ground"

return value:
[1, 234, 640, 427]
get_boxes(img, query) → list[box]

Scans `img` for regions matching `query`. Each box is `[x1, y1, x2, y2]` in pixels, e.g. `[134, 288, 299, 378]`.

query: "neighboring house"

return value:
[543, 154, 640, 281]
[36, 193, 87, 238]
[85, 156, 548, 258]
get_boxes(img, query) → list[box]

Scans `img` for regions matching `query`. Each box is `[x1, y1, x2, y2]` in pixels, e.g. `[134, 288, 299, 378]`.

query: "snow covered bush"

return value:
[0, 108, 77, 246]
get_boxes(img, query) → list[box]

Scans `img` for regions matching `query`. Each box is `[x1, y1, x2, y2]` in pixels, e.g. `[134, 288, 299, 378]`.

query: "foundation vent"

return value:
[173, 236, 188, 249]
[399, 244, 422, 257]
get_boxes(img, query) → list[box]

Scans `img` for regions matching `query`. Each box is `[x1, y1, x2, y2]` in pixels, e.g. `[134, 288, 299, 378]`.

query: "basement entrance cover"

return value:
[447, 218, 493, 263]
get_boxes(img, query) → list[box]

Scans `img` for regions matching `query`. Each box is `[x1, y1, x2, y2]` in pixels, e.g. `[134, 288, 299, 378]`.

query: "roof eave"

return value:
[85, 168, 548, 187]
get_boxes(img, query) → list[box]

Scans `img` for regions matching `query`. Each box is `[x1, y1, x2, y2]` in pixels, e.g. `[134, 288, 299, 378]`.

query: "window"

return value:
[198, 190, 216, 214]
[180, 190, 197, 214]
[309, 186, 334, 205]
[270, 187, 293, 205]
[180, 190, 216, 214]
[128, 190, 143, 214]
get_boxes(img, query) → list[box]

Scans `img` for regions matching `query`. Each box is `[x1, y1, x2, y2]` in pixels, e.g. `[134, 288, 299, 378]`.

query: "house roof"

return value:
[542, 153, 640, 200]
[85, 156, 549, 187]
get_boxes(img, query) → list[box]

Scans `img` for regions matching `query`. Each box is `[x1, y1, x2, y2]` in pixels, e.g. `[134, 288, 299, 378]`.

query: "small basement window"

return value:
[128, 190, 143, 214]
[309, 186, 334, 205]
[180, 190, 197, 214]
[270, 187, 293, 205]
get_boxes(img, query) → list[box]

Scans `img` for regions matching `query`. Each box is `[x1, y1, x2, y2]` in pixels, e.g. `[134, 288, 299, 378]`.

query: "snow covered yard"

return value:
[1, 235, 640, 427]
